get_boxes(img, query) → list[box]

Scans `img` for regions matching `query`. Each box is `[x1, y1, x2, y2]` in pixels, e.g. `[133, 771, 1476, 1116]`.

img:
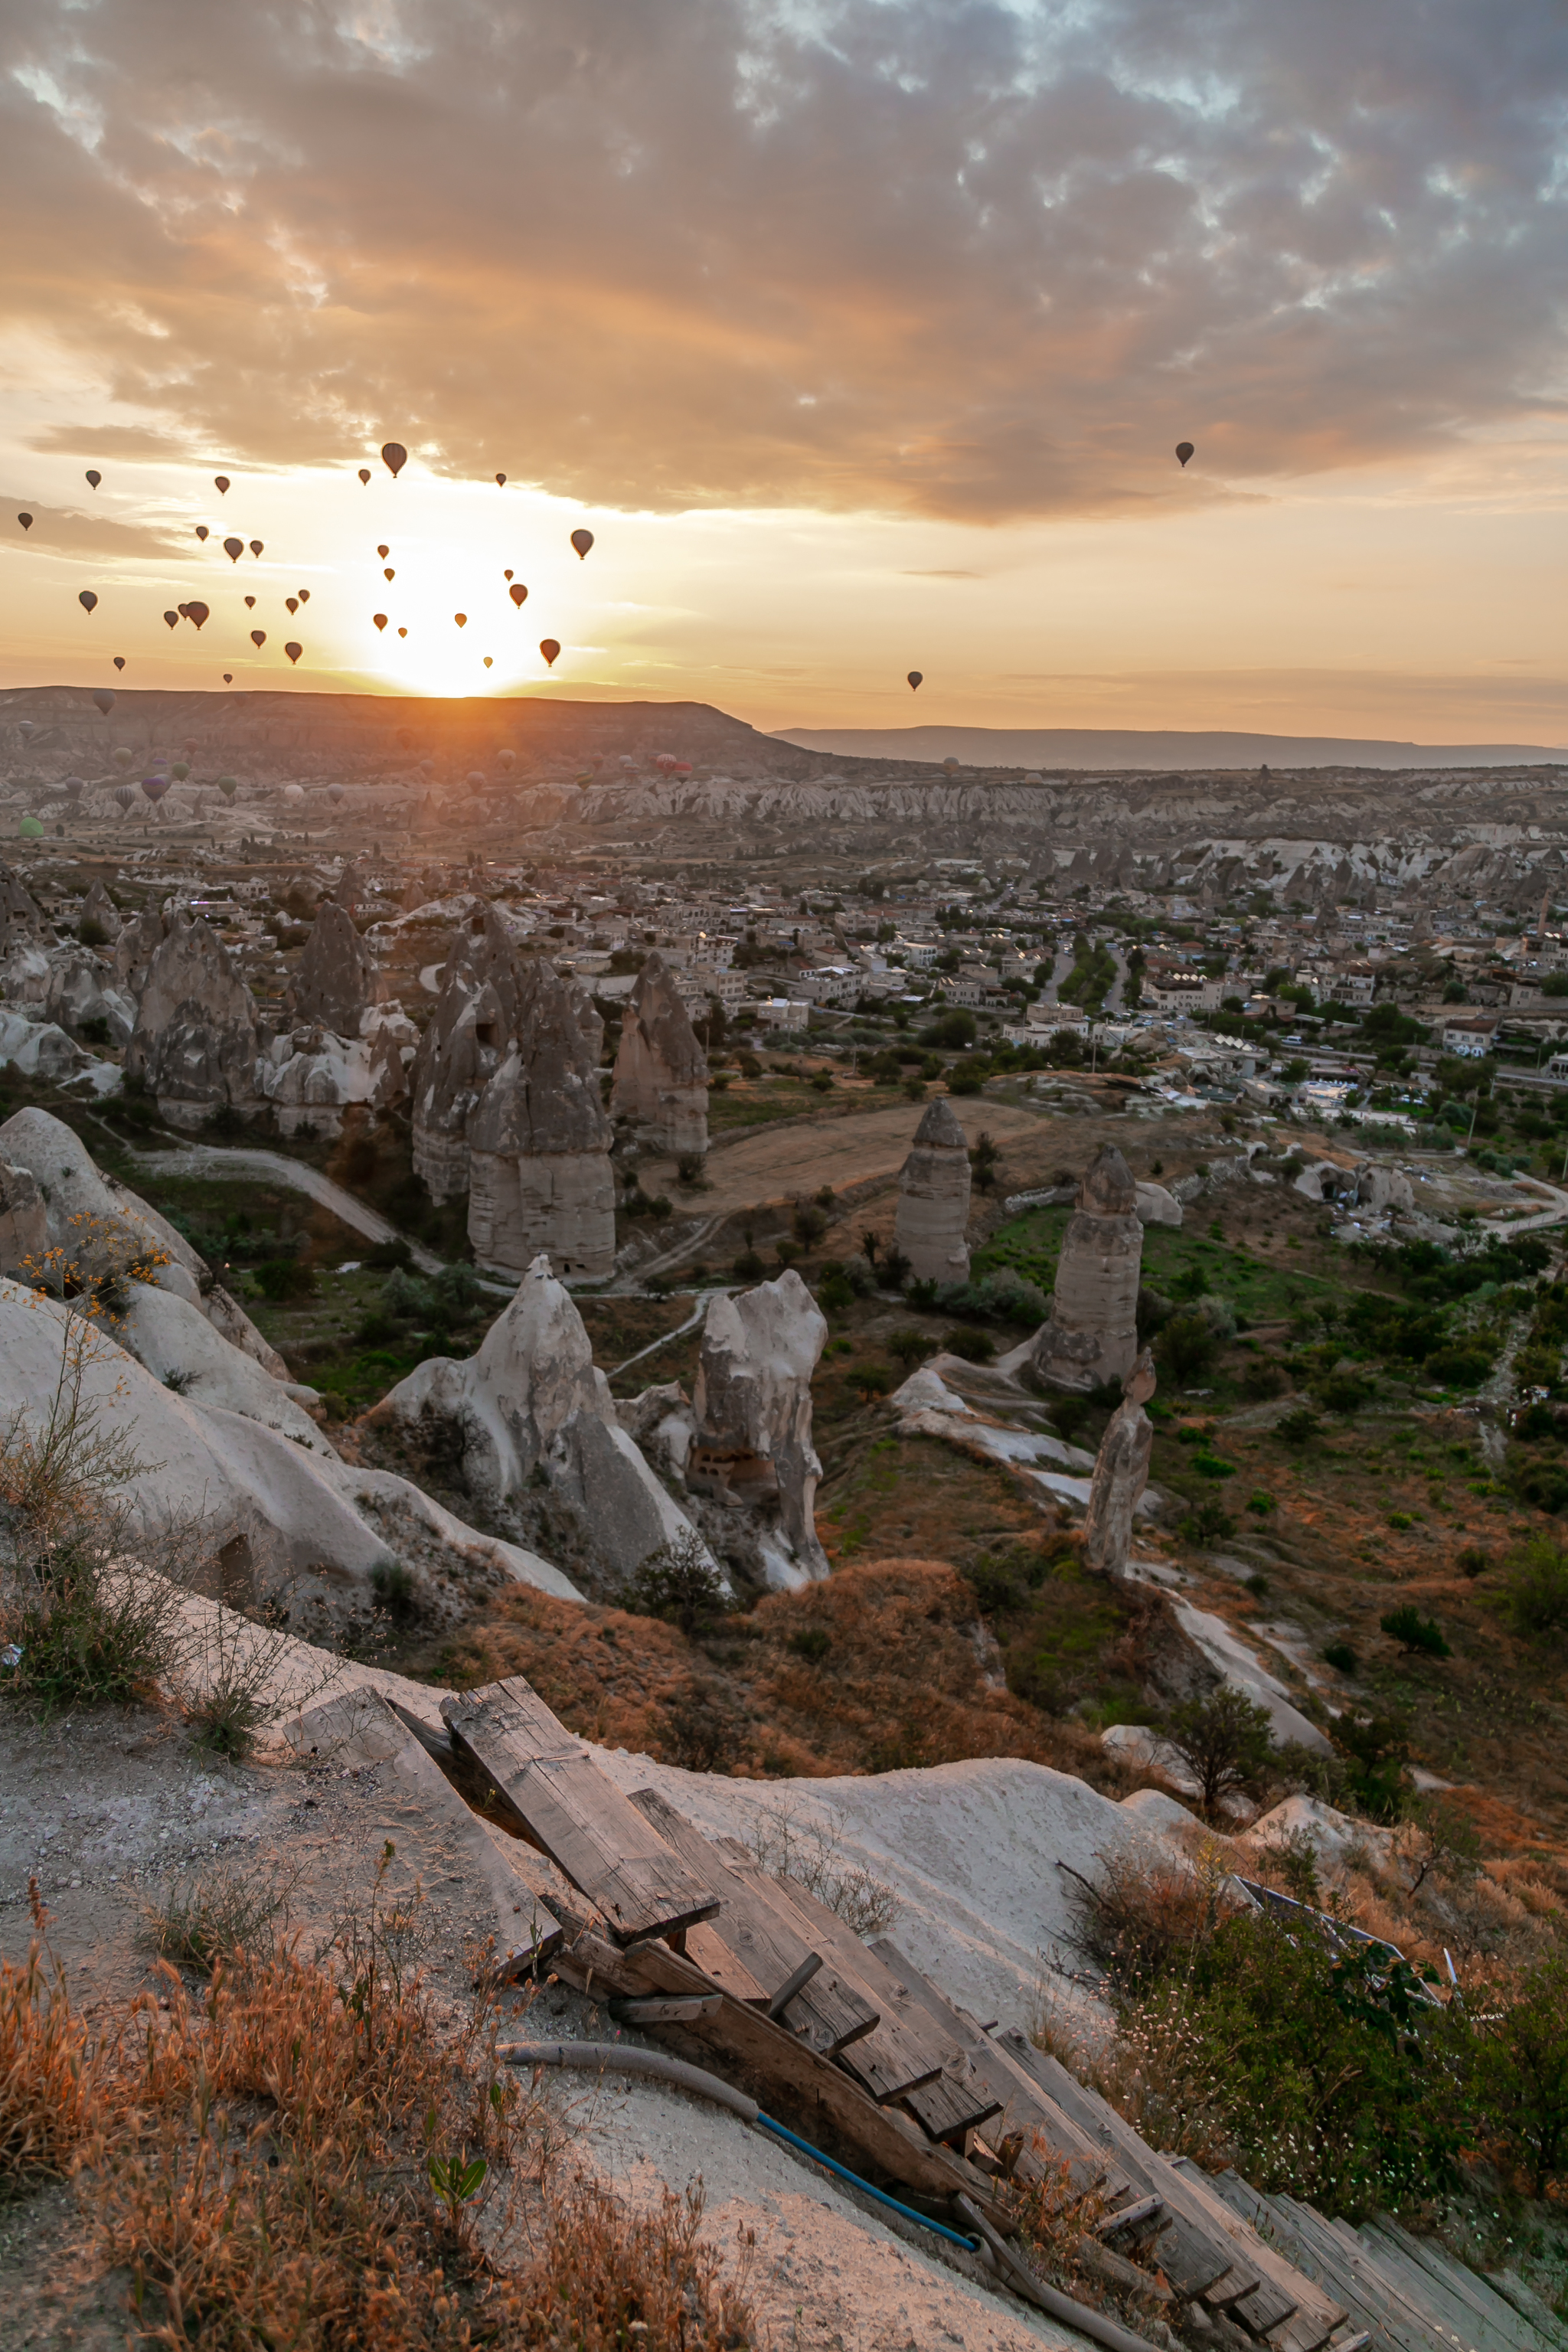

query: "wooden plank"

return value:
[628, 1792, 879, 2054]
[681, 1919, 769, 2007]
[441, 1680, 719, 1945]
[1161, 2154, 1346, 2350]
[536, 1890, 1014, 2232]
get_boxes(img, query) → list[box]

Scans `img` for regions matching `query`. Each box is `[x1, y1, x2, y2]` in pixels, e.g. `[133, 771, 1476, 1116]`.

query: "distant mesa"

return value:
[773, 724, 1568, 772]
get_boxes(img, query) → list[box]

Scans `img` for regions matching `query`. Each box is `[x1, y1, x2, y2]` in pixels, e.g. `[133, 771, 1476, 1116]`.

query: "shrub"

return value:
[947, 1065, 983, 1096]
[1337, 1711, 1411, 1820]
[1276, 1407, 1321, 1444]
[1162, 1688, 1274, 1813]
[887, 1327, 934, 1366]
[1246, 1490, 1276, 1517]
[142, 1855, 296, 1975]
[732, 1249, 765, 1280]
[1317, 1370, 1373, 1417]
[1179, 1501, 1236, 1544]
[1472, 1952, 1568, 2197]
[1240, 1360, 1285, 1400]
[942, 1327, 995, 1363]
[252, 1256, 316, 1302]
[622, 1532, 733, 1638]
[1456, 1544, 1490, 1579]
[1380, 1602, 1451, 1658]
[787, 1627, 831, 1661]
[1323, 1640, 1357, 1673]
[792, 1200, 828, 1246]
[1191, 1450, 1237, 1479]
[1494, 1535, 1568, 1635]
[815, 1263, 856, 1313]
[658, 1678, 743, 1772]
[1156, 1312, 1217, 1383]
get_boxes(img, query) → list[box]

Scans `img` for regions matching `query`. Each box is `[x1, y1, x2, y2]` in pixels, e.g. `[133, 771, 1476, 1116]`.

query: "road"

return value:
[116, 1140, 448, 1273]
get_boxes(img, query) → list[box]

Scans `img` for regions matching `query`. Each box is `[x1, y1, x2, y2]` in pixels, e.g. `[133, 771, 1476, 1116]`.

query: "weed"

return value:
[1380, 1602, 1452, 1658]
[786, 1626, 831, 1661]
[0, 1895, 100, 2200]
[1246, 1489, 1277, 1517]
[943, 1327, 995, 1363]
[745, 1799, 898, 1936]
[142, 1854, 299, 1975]
[180, 1587, 340, 1760]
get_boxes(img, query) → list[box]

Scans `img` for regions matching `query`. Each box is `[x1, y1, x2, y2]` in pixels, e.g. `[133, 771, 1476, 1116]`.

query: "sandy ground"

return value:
[639, 1099, 1054, 1216]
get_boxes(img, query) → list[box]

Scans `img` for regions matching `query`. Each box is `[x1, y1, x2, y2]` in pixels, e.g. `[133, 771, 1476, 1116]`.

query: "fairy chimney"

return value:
[1081, 1347, 1157, 1577]
[126, 915, 260, 1129]
[610, 952, 708, 1156]
[410, 957, 505, 1201]
[466, 960, 616, 1279]
[1031, 1144, 1143, 1391]
[894, 1096, 971, 1282]
[289, 898, 384, 1037]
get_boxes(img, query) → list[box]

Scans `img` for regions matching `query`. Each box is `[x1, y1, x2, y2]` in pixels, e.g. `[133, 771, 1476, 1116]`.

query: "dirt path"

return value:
[119, 1141, 448, 1274]
[639, 1098, 1050, 1216]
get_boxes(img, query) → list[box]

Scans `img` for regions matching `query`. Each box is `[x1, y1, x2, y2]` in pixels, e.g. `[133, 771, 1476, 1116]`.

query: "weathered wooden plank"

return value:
[628, 1792, 879, 2053]
[681, 1919, 769, 2007]
[441, 1680, 719, 1945]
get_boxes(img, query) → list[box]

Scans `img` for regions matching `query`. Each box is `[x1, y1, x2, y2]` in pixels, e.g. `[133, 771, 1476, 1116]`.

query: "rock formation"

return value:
[256, 1011, 414, 1136]
[126, 916, 260, 1127]
[1031, 1145, 1144, 1391]
[80, 880, 121, 941]
[288, 898, 385, 1036]
[0, 1160, 47, 1272]
[1135, 1180, 1182, 1228]
[410, 965, 506, 1200]
[467, 961, 615, 1279]
[1355, 1162, 1416, 1214]
[610, 951, 708, 1155]
[114, 904, 167, 994]
[691, 1269, 829, 1583]
[374, 1253, 712, 1588]
[894, 1096, 972, 1282]
[0, 863, 45, 951]
[1082, 1347, 1158, 1578]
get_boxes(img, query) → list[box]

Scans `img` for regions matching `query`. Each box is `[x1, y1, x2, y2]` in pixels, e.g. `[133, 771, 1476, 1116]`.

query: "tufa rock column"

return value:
[895, 1096, 971, 1282]
[126, 916, 260, 1129]
[1081, 1347, 1157, 1578]
[610, 951, 708, 1155]
[690, 1268, 829, 1583]
[1031, 1144, 1143, 1391]
[466, 961, 616, 1279]
[289, 898, 385, 1037]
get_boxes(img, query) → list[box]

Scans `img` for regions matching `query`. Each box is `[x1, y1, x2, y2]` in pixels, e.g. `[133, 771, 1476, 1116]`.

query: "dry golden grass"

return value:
[1, 1891, 103, 2203]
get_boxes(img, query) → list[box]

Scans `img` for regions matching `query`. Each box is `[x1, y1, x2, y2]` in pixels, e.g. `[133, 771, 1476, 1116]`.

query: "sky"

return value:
[4, 0, 1568, 742]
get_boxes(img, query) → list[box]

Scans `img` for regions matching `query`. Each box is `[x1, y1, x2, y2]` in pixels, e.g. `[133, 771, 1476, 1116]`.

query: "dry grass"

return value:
[498, 2174, 757, 2348]
[1, 1891, 103, 2203]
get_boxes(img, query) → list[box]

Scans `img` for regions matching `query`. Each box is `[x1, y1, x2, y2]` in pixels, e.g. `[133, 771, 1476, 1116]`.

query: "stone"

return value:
[288, 898, 385, 1035]
[1082, 1347, 1157, 1578]
[44, 949, 136, 1044]
[467, 960, 615, 1279]
[1355, 1161, 1415, 1214]
[894, 1096, 972, 1282]
[1135, 1180, 1182, 1228]
[257, 1010, 413, 1137]
[126, 916, 260, 1127]
[1031, 1145, 1144, 1391]
[610, 952, 709, 1155]
[373, 1254, 713, 1589]
[0, 1161, 47, 1272]
[691, 1269, 830, 1584]
[114, 904, 167, 994]
[80, 880, 121, 941]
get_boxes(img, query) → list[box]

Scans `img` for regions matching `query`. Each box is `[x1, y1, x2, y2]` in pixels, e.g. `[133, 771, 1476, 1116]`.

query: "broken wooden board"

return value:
[286, 1688, 557, 1982]
[627, 1792, 879, 2055]
[440, 1679, 719, 1946]
[681, 1919, 769, 2007]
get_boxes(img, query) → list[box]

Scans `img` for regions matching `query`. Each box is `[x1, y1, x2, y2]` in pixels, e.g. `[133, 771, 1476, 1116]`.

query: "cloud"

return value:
[2, 0, 1566, 522]
[2, 496, 187, 560]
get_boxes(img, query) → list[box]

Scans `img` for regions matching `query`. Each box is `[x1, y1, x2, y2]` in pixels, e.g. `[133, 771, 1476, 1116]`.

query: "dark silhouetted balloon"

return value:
[467, 769, 485, 786]
[397, 626, 407, 637]
[906, 671, 922, 691]
[195, 524, 209, 541]
[17, 514, 31, 531]
[1175, 442, 1194, 466]
[498, 748, 514, 771]
[328, 781, 344, 805]
[377, 544, 389, 558]
[453, 612, 467, 628]
[373, 613, 388, 632]
[419, 760, 433, 776]
[113, 656, 126, 671]
[187, 602, 209, 629]
[381, 442, 407, 477]
[214, 475, 230, 494]
[224, 537, 243, 562]
[172, 762, 188, 781]
[540, 639, 560, 667]
[63, 776, 83, 799]
[943, 756, 959, 773]
[570, 528, 593, 559]
[298, 588, 309, 603]
[163, 610, 178, 629]
[284, 642, 302, 665]
[249, 540, 263, 557]
[495, 472, 506, 486]
[91, 688, 114, 715]
[114, 783, 135, 813]
[504, 568, 513, 580]
[222, 673, 232, 682]
[250, 629, 266, 648]
[244, 595, 256, 609]
[384, 567, 394, 580]
[18, 722, 33, 743]
[509, 583, 527, 608]
[286, 596, 298, 614]
[217, 776, 237, 798]
[78, 590, 97, 612]
[142, 776, 168, 805]
[358, 468, 371, 485]
[85, 470, 100, 488]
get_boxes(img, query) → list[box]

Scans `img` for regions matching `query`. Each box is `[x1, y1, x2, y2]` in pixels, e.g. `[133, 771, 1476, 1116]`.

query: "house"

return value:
[1441, 1014, 1500, 1058]
[1144, 966, 1223, 1014]
[751, 998, 810, 1031]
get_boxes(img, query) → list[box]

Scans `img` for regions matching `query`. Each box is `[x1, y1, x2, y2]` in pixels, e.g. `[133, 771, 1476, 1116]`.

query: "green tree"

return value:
[1474, 1955, 1568, 2197]
[1163, 1688, 1274, 1813]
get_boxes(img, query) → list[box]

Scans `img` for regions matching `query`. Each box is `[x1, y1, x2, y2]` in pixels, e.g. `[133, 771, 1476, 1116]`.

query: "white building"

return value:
[752, 997, 810, 1031]
[1441, 1014, 1500, 1058]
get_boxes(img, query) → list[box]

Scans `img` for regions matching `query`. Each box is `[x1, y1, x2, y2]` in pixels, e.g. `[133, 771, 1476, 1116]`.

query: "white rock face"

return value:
[1135, 1180, 1182, 1227]
[116, 1283, 330, 1453]
[0, 1107, 285, 1380]
[1356, 1162, 1416, 1214]
[256, 1011, 413, 1137]
[894, 1096, 971, 1282]
[126, 916, 260, 1127]
[373, 1253, 711, 1587]
[691, 1269, 829, 1583]
[609, 951, 709, 1155]
[114, 905, 166, 993]
[411, 969, 505, 1200]
[0, 1282, 580, 1623]
[0, 1160, 46, 1269]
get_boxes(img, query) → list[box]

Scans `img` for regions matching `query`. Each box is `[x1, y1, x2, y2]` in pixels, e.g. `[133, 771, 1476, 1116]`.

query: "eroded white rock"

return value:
[895, 1096, 971, 1283]
[691, 1269, 829, 1583]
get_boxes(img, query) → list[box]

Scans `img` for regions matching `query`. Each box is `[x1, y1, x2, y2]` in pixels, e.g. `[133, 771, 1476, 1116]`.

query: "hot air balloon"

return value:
[377, 544, 389, 559]
[195, 524, 209, 541]
[17, 514, 31, 531]
[78, 590, 97, 613]
[217, 776, 237, 800]
[249, 540, 263, 557]
[467, 769, 485, 786]
[222, 674, 233, 684]
[419, 760, 434, 777]
[509, 583, 527, 608]
[91, 689, 114, 716]
[453, 612, 467, 629]
[172, 761, 189, 781]
[381, 443, 407, 478]
[63, 777, 83, 801]
[328, 781, 344, 805]
[298, 589, 309, 603]
[384, 567, 394, 581]
[85, 470, 101, 489]
[182, 737, 198, 756]
[163, 610, 179, 629]
[18, 722, 34, 744]
[498, 748, 514, 771]
[224, 537, 243, 562]
[504, 569, 513, 580]
[285, 783, 304, 802]
[906, 671, 922, 691]
[18, 817, 44, 841]
[942, 756, 959, 773]
[570, 529, 593, 560]
[396, 727, 414, 747]
[495, 472, 506, 487]
[188, 603, 209, 630]
[286, 596, 299, 614]
[141, 776, 168, 806]
[113, 783, 135, 813]
[483, 655, 493, 668]
[113, 748, 133, 772]
[284, 642, 302, 665]
[372, 613, 388, 632]
[113, 656, 126, 671]
[250, 629, 266, 648]
[244, 595, 256, 609]
[540, 639, 560, 667]
[214, 475, 230, 494]
[397, 627, 408, 639]
[655, 753, 679, 774]
[1175, 442, 1194, 467]
[358, 468, 371, 485]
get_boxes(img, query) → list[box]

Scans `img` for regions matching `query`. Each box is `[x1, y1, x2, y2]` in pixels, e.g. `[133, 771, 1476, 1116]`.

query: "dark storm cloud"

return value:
[3, 0, 1565, 520]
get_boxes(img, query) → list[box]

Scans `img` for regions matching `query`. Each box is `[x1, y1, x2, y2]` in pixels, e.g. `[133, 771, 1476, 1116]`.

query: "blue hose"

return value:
[756, 2112, 981, 2252]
